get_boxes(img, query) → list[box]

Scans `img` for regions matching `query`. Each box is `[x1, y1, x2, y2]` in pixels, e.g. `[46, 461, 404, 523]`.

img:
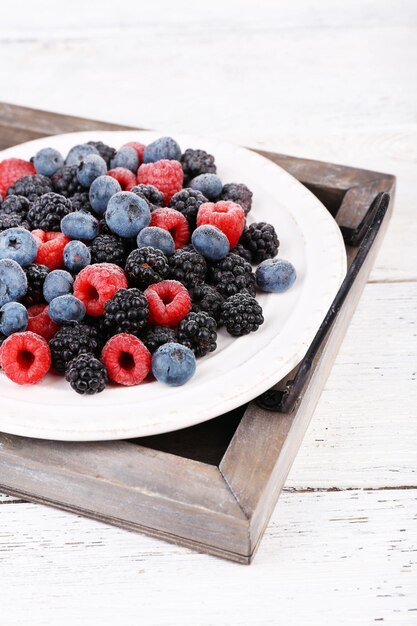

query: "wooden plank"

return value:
[0, 488, 415, 625]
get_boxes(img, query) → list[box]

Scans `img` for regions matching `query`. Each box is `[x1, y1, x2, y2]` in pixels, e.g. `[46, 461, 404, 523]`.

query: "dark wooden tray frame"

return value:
[0, 104, 395, 563]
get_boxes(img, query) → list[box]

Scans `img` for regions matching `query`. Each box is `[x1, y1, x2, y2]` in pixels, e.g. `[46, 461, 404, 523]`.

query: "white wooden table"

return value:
[0, 1, 416, 623]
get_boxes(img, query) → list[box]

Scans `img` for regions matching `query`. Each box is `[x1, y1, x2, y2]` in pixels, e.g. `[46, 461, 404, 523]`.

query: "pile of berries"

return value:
[0, 137, 296, 394]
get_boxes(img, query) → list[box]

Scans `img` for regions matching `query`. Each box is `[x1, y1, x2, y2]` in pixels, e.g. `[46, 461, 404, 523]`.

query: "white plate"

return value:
[0, 130, 346, 441]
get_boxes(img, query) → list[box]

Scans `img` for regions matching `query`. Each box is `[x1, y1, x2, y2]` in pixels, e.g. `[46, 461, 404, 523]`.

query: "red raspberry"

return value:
[197, 201, 245, 248]
[107, 167, 137, 191]
[27, 304, 60, 341]
[0, 158, 36, 199]
[102, 333, 151, 386]
[144, 280, 191, 328]
[137, 160, 183, 204]
[150, 208, 190, 249]
[123, 141, 146, 165]
[32, 230, 70, 270]
[74, 263, 128, 316]
[0, 331, 51, 385]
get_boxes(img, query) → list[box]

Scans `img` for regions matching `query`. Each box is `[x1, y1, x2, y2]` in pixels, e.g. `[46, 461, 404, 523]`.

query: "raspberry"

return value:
[0, 331, 51, 384]
[0, 158, 36, 199]
[197, 201, 245, 248]
[102, 333, 151, 386]
[107, 167, 137, 191]
[137, 160, 183, 204]
[144, 280, 191, 328]
[27, 304, 60, 341]
[74, 263, 128, 316]
[150, 208, 189, 249]
[33, 230, 71, 270]
[123, 141, 146, 164]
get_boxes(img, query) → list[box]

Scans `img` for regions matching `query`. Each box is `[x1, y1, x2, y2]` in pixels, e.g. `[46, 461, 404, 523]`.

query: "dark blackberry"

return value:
[7, 175, 53, 202]
[189, 283, 224, 323]
[131, 184, 164, 209]
[181, 149, 216, 184]
[141, 326, 177, 353]
[125, 247, 169, 288]
[239, 222, 279, 263]
[0, 213, 30, 231]
[231, 244, 253, 263]
[49, 323, 102, 373]
[219, 183, 253, 215]
[23, 263, 49, 306]
[221, 293, 264, 336]
[27, 192, 74, 231]
[70, 191, 92, 213]
[103, 288, 149, 337]
[0, 195, 31, 217]
[208, 253, 256, 297]
[168, 249, 207, 288]
[51, 165, 83, 197]
[65, 353, 108, 395]
[89, 234, 126, 266]
[169, 189, 208, 230]
[177, 311, 217, 357]
[87, 140, 116, 167]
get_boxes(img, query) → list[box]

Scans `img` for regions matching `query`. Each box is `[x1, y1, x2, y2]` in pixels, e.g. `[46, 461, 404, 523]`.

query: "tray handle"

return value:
[256, 191, 390, 413]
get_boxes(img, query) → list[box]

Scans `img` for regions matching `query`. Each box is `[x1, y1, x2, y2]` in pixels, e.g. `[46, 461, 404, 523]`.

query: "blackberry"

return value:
[125, 247, 169, 288]
[169, 188, 208, 230]
[0, 195, 31, 217]
[219, 183, 253, 215]
[70, 191, 92, 213]
[239, 222, 279, 263]
[231, 244, 253, 263]
[23, 263, 49, 306]
[65, 353, 108, 395]
[89, 234, 126, 266]
[221, 293, 264, 336]
[168, 249, 207, 288]
[189, 283, 224, 323]
[49, 323, 102, 372]
[141, 325, 177, 353]
[181, 149, 216, 184]
[87, 140, 116, 167]
[51, 165, 83, 197]
[7, 175, 53, 202]
[103, 288, 149, 337]
[177, 311, 217, 357]
[208, 253, 256, 297]
[131, 184, 164, 209]
[27, 192, 74, 231]
[0, 213, 30, 232]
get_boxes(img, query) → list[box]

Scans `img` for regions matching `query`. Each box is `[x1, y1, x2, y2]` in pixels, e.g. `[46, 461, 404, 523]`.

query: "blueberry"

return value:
[0, 259, 27, 307]
[63, 240, 91, 272]
[65, 143, 99, 166]
[33, 147, 64, 177]
[89, 175, 121, 215]
[48, 294, 85, 324]
[255, 258, 296, 293]
[152, 342, 196, 386]
[0, 301, 28, 336]
[143, 136, 182, 163]
[137, 226, 175, 257]
[0, 228, 38, 267]
[105, 191, 151, 238]
[189, 174, 222, 200]
[191, 225, 229, 261]
[43, 269, 74, 303]
[110, 146, 139, 173]
[77, 154, 107, 188]
[61, 211, 99, 241]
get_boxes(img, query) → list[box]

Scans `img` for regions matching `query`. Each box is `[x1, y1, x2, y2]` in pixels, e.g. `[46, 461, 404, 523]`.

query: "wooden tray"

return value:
[0, 103, 395, 564]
